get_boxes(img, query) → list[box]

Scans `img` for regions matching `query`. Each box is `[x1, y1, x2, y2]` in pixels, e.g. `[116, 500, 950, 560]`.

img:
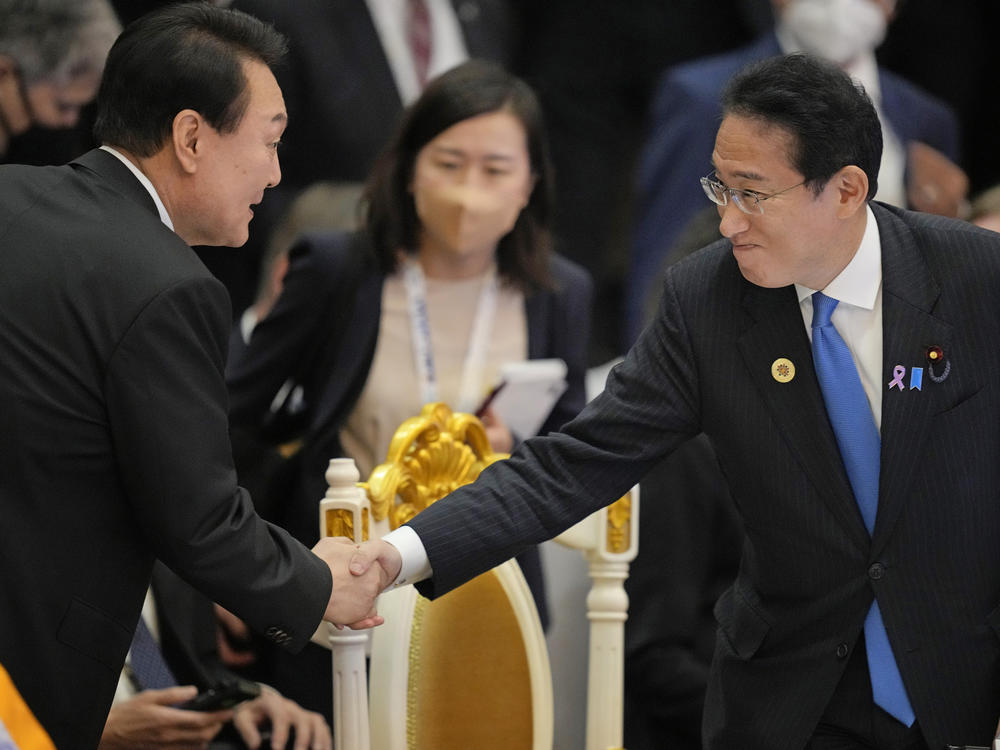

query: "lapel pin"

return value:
[926, 345, 950, 383]
[771, 357, 795, 383]
[888, 365, 906, 391]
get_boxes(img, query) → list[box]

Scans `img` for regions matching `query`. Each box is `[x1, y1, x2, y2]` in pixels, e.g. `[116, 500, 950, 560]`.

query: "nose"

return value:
[718, 199, 750, 239]
[267, 154, 281, 189]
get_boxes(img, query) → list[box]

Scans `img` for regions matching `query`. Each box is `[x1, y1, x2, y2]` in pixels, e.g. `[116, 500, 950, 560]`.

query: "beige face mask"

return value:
[415, 182, 525, 255]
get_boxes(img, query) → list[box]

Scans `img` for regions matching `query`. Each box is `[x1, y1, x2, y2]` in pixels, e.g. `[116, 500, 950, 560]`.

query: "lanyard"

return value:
[402, 257, 499, 411]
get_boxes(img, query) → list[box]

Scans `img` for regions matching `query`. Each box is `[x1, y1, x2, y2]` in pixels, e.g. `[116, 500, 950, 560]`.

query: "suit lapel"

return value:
[311, 271, 383, 438]
[738, 282, 871, 550]
[346, 5, 403, 107]
[524, 284, 551, 360]
[872, 204, 961, 553]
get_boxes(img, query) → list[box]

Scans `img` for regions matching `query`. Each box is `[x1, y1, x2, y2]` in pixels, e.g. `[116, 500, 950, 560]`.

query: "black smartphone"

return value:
[178, 678, 261, 711]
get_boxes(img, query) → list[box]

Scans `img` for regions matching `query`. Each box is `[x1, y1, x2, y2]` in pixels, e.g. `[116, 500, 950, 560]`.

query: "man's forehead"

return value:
[713, 114, 797, 175]
[242, 59, 286, 124]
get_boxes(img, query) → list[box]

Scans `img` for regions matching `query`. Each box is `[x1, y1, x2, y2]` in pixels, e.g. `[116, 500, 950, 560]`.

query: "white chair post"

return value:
[554, 487, 639, 750]
[585, 555, 632, 750]
[319, 457, 372, 750]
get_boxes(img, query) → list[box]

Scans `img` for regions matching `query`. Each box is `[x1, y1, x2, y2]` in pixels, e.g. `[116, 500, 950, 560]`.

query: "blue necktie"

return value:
[811, 291, 914, 726]
[129, 614, 177, 691]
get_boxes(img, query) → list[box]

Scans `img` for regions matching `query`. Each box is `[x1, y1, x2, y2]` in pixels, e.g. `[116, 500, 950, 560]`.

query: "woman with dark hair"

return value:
[227, 59, 592, 717]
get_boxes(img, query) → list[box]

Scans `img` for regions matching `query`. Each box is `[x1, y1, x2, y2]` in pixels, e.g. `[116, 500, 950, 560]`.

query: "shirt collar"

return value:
[795, 204, 882, 309]
[99, 145, 174, 231]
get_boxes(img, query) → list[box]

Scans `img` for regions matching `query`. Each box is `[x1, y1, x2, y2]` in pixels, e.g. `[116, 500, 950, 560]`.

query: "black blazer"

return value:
[0, 150, 330, 748]
[406, 202, 1000, 749]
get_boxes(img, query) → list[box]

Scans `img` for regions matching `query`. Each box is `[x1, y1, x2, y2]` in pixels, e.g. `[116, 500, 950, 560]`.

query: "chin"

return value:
[737, 265, 786, 289]
[219, 226, 251, 248]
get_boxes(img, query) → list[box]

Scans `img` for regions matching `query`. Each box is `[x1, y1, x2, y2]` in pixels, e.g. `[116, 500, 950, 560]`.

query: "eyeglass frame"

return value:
[700, 172, 807, 215]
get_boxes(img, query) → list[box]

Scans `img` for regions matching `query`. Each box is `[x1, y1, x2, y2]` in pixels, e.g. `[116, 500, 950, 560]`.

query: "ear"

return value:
[171, 109, 204, 175]
[831, 165, 870, 219]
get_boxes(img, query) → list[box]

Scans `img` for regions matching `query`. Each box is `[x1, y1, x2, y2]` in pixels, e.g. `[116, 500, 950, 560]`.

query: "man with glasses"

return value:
[352, 53, 1000, 749]
[0, 0, 120, 162]
[626, 0, 967, 346]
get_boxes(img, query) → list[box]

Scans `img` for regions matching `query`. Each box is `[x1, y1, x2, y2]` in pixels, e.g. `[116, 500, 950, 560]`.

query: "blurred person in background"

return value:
[0, 0, 119, 163]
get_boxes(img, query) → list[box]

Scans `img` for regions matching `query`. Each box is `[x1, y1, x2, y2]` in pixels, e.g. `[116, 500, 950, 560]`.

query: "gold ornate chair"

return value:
[317, 402, 637, 750]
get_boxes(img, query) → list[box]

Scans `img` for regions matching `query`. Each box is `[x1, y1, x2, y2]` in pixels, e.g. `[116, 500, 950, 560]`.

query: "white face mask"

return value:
[783, 0, 888, 66]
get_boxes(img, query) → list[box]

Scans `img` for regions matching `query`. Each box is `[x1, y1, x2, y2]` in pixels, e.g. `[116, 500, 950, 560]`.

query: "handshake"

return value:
[312, 537, 404, 629]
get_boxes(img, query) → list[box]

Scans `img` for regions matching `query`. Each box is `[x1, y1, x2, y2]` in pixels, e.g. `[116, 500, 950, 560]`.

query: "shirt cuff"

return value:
[381, 525, 432, 588]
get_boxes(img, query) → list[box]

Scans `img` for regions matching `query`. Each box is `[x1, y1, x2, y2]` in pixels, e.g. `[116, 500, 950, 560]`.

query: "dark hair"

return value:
[364, 59, 555, 289]
[722, 53, 882, 200]
[93, 1, 287, 157]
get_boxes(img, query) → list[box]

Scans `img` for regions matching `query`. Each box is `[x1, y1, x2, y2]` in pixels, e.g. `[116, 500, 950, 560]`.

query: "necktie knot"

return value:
[812, 291, 838, 329]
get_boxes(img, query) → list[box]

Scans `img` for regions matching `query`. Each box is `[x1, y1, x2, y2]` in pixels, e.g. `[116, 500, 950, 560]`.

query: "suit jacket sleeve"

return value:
[410, 265, 703, 597]
[106, 273, 329, 651]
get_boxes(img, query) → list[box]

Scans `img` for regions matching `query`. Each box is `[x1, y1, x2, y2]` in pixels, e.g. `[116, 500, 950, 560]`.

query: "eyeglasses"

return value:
[700, 172, 806, 215]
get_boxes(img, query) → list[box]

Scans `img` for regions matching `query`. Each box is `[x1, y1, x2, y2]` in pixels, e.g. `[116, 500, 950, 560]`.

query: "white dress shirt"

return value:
[796, 204, 884, 430]
[365, 0, 469, 105]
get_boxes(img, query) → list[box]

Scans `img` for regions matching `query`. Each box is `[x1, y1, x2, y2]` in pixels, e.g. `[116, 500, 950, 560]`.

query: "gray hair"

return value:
[0, 0, 120, 87]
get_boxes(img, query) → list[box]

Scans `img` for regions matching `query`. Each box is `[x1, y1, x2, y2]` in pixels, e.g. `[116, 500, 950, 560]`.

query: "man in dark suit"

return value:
[353, 53, 1000, 749]
[0, 5, 384, 747]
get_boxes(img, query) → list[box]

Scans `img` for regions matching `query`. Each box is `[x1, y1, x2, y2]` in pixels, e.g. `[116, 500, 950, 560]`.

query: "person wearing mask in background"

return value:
[227, 59, 592, 720]
[626, 0, 967, 344]
[0, 5, 384, 747]
[0, 0, 120, 162]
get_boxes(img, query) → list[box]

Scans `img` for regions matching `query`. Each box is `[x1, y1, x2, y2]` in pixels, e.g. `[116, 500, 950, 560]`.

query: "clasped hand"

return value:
[311, 537, 403, 629]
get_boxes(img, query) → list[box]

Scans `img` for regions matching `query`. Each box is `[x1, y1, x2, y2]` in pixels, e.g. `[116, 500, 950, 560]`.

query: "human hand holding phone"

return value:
[178, 678, 260, 711]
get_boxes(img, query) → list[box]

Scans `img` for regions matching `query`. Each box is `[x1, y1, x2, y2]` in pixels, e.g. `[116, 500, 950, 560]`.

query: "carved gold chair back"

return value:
[363, 403, 553, 750]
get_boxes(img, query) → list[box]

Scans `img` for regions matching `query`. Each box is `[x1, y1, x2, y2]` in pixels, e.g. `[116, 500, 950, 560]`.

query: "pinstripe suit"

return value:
[408, 201, 1000, 749]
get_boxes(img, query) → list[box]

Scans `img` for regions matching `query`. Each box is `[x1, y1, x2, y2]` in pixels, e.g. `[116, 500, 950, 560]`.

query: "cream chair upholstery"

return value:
[316, 402, 638, 750]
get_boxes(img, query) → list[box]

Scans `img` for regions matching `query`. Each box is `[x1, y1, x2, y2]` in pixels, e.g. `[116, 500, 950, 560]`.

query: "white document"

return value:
[489, 358, 568, 438]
